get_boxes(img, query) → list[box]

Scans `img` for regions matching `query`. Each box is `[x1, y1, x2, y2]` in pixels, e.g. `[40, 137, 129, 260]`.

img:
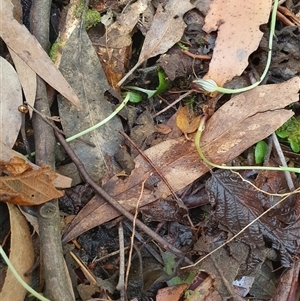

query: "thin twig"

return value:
[119, 130, 183, 205]
[125, 180, 145, 289]
[123, 222, 163, 264]
[116, 222, 125, 301]
[272, 132, 295, 191]
[181, 49, 211, 60]
[54, 129, 192, 265]
[152, 91, 192, 118]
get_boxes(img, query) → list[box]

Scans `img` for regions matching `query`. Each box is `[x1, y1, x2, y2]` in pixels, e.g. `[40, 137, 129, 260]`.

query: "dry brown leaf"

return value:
[0, 141, 72, 189]
[0, 166, 64, 205]
[0, 57, 23, 147]
[0, 203, 34, 301]
[0, 0, 82, 109]
[0, 157, 32, 176]
[176, 106, 201, 134]
[96, 0, 148, 89]
[117, 0, 195, 86]
[203, 0, 272, 87]
[62, 77, 299, 242]
[156, 284, 188, 301]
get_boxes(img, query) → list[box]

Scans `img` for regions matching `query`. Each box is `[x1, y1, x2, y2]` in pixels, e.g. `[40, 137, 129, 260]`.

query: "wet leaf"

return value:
[57, 25, 123, 182]
[206, 169, 300, 268]
[203, 0, 272, 87]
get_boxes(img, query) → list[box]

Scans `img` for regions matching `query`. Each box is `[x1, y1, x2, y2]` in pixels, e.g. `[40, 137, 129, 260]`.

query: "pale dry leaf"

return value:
[9, 49, 37, 118]
[203, 0, 272, 87]
[0, 0, 82, 109]
[0, 166, 64, 205]
[117, 0, 195, 85]
[0, 203, 34, 301]
[0, 57, 23, 147]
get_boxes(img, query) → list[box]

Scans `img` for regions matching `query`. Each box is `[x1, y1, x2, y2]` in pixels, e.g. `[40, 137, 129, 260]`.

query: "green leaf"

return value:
[276, 129, 288, 138]
[289, 139, 300, 153]
[122, 91, 142, 103]
[125, 69, 170, 99]
[254, 140, 268, 164]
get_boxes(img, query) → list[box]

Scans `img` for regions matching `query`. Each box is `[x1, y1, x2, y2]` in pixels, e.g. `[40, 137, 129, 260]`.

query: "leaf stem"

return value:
[0, 246, 52, 301]
[195, 115, 300, 174]
[65, 92, 130, 143]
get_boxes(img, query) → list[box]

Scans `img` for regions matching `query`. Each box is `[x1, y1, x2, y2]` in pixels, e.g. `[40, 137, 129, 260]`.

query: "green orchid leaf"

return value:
[276, 129, 288, 138]
[125, 69, 170, 99]
[123, 91, 143, 103]
[289, 139, 300, 153]
[254, 140, 268, 164]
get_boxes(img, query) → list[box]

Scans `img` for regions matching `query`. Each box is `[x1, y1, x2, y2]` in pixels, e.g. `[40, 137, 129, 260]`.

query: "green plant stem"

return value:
[193, 0, 279, 94]
[0, 246, 52, 301]
[195, 115, 300, 174]
[66, 92, 130, 143]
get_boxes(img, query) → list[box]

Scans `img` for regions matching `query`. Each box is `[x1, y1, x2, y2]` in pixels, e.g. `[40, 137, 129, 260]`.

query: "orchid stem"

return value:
[195, 115, 300, 174]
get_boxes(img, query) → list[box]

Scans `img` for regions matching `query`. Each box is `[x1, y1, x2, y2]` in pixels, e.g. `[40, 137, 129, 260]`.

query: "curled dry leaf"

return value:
[203, 0, 272, 87]
[0, 156, 32, 176]
[0, 166, 64, 205]
[176, 106, 201, 135]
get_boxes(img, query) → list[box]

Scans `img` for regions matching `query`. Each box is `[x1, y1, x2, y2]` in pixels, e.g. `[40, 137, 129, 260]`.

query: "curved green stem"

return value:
[0, 246, 52, 301]
[66, 92, 130, 143]
[193, 0, 279, 94]
[195, 115, 300, 174]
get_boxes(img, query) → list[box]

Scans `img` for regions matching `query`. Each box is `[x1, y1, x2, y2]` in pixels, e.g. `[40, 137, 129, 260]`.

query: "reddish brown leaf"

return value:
[0, 156, 32, 176]
[0, 166, 64, 205]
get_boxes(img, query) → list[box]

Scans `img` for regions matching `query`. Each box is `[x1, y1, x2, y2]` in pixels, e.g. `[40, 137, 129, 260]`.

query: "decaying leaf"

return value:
[0, 166, 64, 205]
[206, 169, 300, 268]
[62, 77, 299, 242]
[176, 106, 201, 135]
[57, 25, 123, 182]
[203, 0, 272, 87]
[118, 0, 195, 85]
[0, 203, 34, 301]
[0, 0, 82, 109]
[0, 57, 23, 147]
[96, 0, 148, 88]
